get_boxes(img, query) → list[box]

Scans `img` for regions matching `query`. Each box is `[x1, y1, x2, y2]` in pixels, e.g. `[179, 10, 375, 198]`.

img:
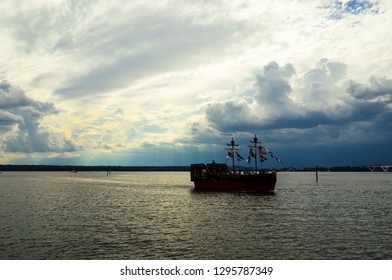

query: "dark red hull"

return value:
[194, 181, 276, 193]
[190, 163, 277, 193]
[193, 173, 277, 193]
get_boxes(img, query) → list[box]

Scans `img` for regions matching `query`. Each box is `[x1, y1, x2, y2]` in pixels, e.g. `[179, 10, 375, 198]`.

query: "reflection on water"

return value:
[0, 171, 391, 259]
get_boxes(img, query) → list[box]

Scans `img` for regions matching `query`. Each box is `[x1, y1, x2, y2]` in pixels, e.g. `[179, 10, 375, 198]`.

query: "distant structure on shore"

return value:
[367, 166, 392, 172]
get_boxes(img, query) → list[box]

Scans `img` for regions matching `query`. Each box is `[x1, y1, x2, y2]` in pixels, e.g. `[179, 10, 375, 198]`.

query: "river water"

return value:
[0, 171, 391, 259]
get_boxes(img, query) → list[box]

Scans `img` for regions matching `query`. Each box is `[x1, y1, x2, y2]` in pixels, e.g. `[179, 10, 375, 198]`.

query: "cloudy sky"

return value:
[1, 0, 391, 167]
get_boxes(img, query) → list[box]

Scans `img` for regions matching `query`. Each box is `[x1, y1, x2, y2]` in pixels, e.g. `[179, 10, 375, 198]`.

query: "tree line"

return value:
[0, 165, 190, 172]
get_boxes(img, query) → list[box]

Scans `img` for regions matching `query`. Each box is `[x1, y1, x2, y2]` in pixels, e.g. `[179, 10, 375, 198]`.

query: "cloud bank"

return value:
[0, 81, 79, 154]
[205, 59, 392, 146]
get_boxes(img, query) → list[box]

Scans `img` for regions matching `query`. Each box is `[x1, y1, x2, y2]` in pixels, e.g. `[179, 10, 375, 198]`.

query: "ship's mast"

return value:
[249, 134, 261, 171]
[226, 137, 238, 171]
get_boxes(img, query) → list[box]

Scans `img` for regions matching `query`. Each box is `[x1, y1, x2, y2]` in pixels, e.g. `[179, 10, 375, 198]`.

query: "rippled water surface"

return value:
[1, 171, 391, 259]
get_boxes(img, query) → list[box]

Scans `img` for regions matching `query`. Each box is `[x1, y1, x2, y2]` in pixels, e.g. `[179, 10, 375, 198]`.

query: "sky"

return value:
[1, 0, 392, 168]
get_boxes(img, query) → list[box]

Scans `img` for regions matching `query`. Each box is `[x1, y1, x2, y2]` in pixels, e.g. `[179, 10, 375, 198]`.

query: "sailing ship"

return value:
[190, 135, 282, 193]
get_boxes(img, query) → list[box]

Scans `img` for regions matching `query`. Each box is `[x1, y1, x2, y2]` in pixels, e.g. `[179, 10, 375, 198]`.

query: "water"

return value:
[0, 171, 391, 260]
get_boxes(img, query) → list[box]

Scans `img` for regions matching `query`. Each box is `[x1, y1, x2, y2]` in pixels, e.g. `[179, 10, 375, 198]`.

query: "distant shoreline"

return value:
[0, 164, 379, 172]
[0, 165, 189, 172]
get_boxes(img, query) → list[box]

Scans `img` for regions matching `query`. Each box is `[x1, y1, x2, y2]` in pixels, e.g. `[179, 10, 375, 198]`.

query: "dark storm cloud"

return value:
[0, 110, 23, 125]
[206, 100, 254, 132]
[348, 76, 392, 101]
[205, 60, 392, 145]
[1, 81, 55, 131]
[0, 80, 78, 153]
[206, 60, 329, 131]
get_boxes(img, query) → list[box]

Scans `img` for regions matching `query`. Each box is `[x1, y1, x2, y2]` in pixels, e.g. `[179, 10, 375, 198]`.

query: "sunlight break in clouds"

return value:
[1, 0, 391, 166]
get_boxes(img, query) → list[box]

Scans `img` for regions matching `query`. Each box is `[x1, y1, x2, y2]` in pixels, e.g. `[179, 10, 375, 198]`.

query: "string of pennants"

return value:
[226, 146, 284, 164]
